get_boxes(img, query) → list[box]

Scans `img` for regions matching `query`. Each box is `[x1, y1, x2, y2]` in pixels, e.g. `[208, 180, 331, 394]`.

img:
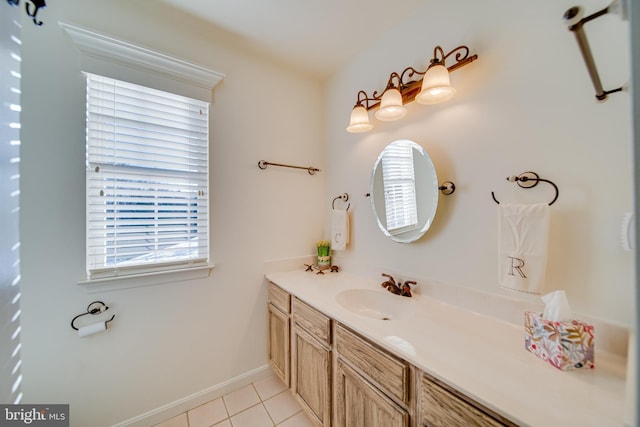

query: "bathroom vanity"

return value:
[266, 269, 627, 427]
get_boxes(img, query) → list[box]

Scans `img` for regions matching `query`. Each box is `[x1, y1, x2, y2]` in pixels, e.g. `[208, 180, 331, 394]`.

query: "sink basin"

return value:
[335, 289, 414, 320]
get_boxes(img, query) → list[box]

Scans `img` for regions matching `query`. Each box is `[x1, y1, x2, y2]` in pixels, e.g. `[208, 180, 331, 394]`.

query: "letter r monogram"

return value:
[508, 256, 527, 278]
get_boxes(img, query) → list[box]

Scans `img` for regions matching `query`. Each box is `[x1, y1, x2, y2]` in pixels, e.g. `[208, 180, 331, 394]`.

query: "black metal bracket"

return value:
[6, 0, 46, 26]
[438, 181, 456, 195]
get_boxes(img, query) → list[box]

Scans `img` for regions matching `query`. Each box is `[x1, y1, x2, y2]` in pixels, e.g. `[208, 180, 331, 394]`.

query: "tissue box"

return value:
[524, 311, 595, 371]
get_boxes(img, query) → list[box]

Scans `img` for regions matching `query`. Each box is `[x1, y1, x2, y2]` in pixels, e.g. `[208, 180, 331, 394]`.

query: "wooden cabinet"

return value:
[292, 298, 332, 426]
[334, 324, 410, 427]
[267, 283, 290, 386]
[266, 282, 517, 427]
[419, 372, 516, 427]
[335, 359, 409, 427]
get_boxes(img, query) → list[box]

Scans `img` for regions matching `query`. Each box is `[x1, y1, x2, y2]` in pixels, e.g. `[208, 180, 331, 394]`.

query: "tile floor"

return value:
[154, 373, 315, 427]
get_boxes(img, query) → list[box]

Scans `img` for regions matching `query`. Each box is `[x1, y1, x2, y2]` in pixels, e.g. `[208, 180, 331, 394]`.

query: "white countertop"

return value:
[265, 269, 627, 427]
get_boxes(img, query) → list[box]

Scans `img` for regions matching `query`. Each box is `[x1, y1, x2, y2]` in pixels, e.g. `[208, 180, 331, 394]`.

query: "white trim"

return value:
[112, 364, 273, 427]
[78, 264, 215, 293]
[60, 22, 224, 100]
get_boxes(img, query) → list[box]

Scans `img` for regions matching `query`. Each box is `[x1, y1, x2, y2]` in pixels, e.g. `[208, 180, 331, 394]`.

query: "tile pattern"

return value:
[154, 374, 314, 427]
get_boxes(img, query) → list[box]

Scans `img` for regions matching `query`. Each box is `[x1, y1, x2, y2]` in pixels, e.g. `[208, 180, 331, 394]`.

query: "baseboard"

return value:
[112, 364, 273, 427]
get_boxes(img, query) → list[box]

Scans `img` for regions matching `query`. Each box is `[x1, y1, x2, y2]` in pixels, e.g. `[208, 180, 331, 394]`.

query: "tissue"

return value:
[541, 290, 573, 321]
[78, 321, 107, 338]
[524, 291, 595, 370]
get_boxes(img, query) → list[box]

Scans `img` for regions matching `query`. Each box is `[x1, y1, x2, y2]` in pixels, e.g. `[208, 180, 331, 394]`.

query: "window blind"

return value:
[381, 140, 418, 233]
[1, 6, 23, 404]
[86, 73, 210, 278]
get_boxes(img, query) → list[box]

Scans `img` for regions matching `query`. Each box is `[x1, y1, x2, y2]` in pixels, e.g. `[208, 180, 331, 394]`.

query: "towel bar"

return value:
[258, 160, 321, 175]
[563, 1, 626, 101]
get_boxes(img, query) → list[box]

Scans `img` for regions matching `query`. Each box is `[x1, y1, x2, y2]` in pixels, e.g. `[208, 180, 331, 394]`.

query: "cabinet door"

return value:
[293, 326, 331, 426]
[335, 360, 408, 427]
[267, 303, 290, 386]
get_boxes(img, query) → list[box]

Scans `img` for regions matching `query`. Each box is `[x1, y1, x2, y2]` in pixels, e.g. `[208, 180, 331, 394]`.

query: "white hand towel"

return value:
[499, 203, 550, 294]
[331, 209, 349, 251]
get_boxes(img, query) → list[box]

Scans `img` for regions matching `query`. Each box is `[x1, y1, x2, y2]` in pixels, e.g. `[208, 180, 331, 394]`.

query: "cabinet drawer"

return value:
[268, 282, 291, 314]
[335, 324, 410, 404]
[292, 298, 331, 345]
[421, 375, 512, 427]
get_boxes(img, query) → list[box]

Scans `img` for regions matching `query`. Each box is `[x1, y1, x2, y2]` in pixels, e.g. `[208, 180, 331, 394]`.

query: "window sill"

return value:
[77, 264, 214, 293]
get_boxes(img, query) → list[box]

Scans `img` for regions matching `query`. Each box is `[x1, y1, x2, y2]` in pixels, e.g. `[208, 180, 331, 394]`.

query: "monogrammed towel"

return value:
[499, 203, 550, 294]
[331, 208, 349, 251]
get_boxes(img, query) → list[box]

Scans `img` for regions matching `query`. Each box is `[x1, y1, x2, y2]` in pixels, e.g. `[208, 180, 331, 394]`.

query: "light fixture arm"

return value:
[436, 45, 474, 71]
[431, 45, 446, 66]
[354, 90, 371, 108]
[399, 66, 425, 88]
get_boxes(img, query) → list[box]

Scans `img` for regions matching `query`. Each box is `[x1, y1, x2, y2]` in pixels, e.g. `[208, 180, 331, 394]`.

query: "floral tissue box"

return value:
[524, 311, 595, 371]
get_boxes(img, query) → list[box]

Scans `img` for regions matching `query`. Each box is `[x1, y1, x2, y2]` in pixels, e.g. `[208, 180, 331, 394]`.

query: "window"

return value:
[86, 73, 210, 279]
[381, 140, 418, 234]
[61, 23, 223, 284]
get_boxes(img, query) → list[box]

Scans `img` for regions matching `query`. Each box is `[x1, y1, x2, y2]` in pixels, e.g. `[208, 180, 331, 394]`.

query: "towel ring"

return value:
[491, 172, 559, 206]
[332, 193, 350, 210]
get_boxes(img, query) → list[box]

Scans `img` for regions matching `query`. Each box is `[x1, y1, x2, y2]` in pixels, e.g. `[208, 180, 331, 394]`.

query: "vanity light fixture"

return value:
[374, 73, 407, 121]
[346, 105, 373, 133]
[416, 50, 456, 105]
[346, 45, 478, 133]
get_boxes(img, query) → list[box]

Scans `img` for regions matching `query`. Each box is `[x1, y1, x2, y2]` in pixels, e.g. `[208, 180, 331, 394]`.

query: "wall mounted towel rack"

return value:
[332, 193, 350, 210]
[258, 160, 321, 175]
[491, 172, 559, 206]
[70, 301, 115, 330]
[563, 0, 627, 101]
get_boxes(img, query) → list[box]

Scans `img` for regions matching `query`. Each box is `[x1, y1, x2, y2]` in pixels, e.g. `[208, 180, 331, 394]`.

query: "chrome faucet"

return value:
[380, 273, 416, 297]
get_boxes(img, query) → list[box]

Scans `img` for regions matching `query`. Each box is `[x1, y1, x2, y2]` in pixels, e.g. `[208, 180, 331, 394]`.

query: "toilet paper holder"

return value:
[70, 300, 115, 331]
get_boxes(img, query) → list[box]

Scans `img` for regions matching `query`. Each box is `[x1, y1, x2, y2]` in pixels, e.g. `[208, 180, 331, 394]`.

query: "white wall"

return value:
[18, 1, 323, 425]
[325, 0, 634, 326]
[16, 0, 636, 424]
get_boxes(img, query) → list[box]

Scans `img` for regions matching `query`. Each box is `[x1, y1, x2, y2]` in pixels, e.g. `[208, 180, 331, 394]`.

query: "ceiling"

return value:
[158, 0, 423, 80]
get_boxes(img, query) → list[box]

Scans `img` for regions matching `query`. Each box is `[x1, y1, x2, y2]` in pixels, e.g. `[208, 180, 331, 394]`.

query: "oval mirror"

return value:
[370, 139, 438, 243]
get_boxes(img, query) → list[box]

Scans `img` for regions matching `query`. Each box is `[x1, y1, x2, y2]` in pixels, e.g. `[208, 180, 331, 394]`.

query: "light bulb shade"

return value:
[416, 64, 456, 104]
[346, 105, 373, 133]
[374, 88, 407, 121]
